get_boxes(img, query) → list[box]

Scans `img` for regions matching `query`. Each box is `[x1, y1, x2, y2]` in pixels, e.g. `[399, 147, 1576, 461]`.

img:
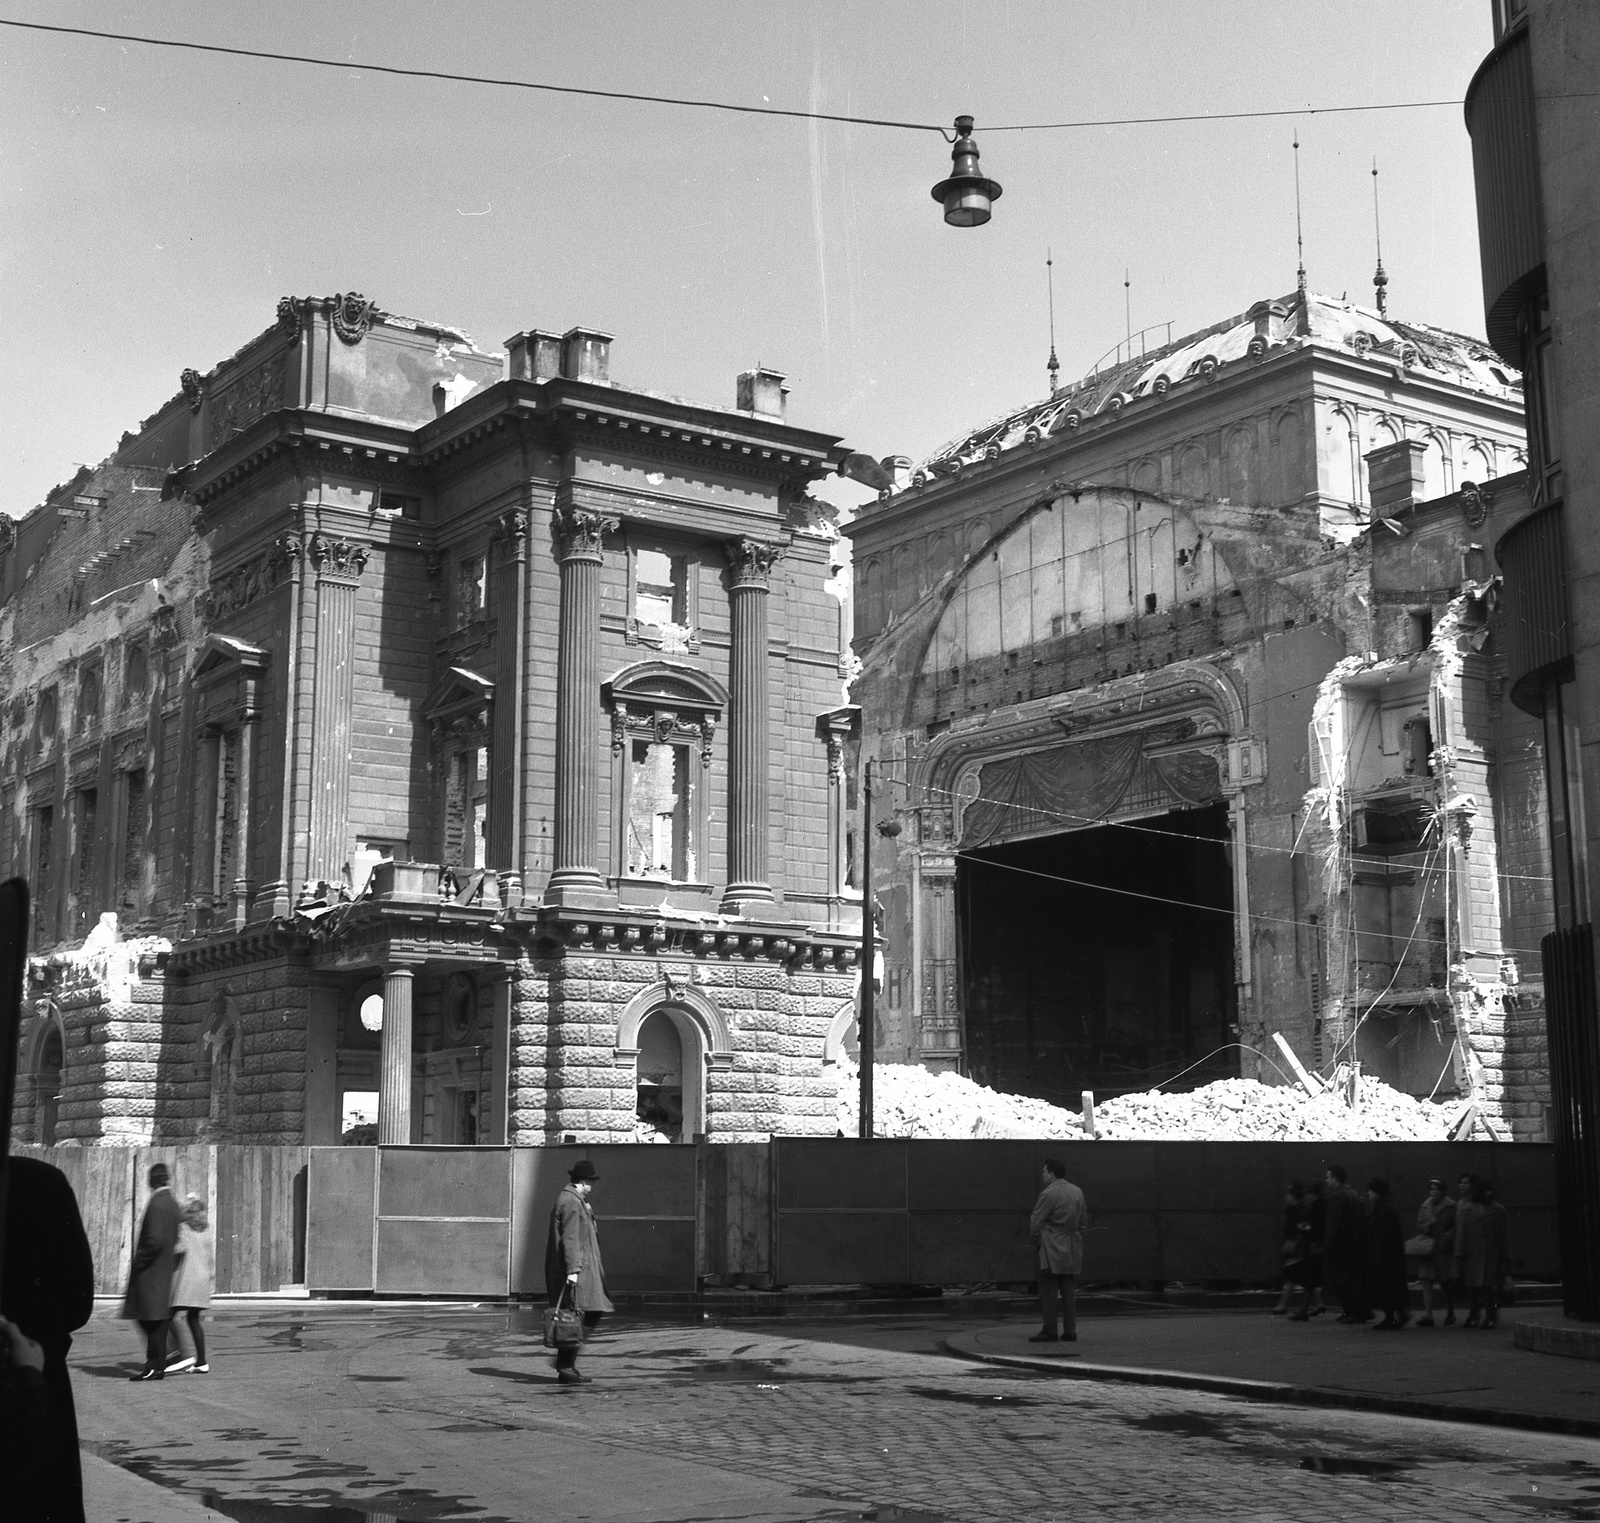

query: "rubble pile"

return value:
[829, 1063, 1456, 1142]
[832, 1058, 1085, 1139]
[1092, 1075, 1457, 1142]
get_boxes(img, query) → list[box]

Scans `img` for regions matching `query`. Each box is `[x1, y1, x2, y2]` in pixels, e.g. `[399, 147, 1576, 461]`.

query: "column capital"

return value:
[554, 506, 617, 563]
[725, 538, 785, 590]
[307, 534, 370, 581]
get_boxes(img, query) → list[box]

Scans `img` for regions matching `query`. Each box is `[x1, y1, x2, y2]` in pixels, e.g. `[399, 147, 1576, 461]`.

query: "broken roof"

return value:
[909, 291, 1521, 487]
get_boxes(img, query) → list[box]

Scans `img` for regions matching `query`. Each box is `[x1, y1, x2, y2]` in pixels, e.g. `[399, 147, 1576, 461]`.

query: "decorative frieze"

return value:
[204, 535, 301, 620]
[609, 703, 716, 766]
[206, 351, 286, 449]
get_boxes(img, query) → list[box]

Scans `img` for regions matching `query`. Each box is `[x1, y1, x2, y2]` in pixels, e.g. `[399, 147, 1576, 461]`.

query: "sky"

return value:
[0, 1, 1498, 520]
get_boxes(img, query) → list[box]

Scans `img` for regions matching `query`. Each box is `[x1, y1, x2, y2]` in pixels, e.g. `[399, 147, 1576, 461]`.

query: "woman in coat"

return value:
[166, 1195, 214, 1374]
[1412, 1178, 1455, 1326]
[544, 1160, 614, 1384]
[1365, 1178, 1411, 1330]
[1456, 1178, 1510, 1328]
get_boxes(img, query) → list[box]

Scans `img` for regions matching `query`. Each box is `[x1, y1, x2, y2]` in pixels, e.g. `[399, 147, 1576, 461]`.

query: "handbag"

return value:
[542, 1282, 584, 1349]
[1403, 1233, 1436, 1258]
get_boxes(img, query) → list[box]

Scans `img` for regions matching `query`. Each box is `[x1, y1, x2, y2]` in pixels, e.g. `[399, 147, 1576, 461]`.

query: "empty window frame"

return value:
[626, 739, 690, 880]
[443, 746, 488, 872]
[455, 554, 487, 629]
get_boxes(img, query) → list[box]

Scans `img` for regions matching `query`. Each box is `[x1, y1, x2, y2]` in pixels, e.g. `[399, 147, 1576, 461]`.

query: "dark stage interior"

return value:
[959, 802, 1236, 1103]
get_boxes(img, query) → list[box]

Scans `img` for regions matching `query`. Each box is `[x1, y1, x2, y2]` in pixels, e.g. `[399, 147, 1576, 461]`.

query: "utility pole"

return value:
[859, 758, 874, 1140]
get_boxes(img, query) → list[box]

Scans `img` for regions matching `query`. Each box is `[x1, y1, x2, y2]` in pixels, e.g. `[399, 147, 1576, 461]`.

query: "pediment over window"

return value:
[423, 666, 494, 720]
[603, 660, 729, 716]
[193, 634, 268, 687]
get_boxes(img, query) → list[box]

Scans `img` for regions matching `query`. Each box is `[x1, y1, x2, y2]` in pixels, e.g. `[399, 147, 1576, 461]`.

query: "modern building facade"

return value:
[1466, 0, 1600, 1315]
[4, 296, 861, 1148]
[848, 287, 1553, 1136]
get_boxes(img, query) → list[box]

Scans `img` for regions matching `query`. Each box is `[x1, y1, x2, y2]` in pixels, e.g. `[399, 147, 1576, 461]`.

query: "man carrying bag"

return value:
[543, 1160, 614, 1384]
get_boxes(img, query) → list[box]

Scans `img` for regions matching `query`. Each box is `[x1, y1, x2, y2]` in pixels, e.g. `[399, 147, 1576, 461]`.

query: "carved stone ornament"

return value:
[554, 506, 617, 561]
[610, 702, 715, 767]
[1460, 480, 1490, 528]
[180, 369, 204, 414]
[328, 292, 380, 346]
[204, 543, 297, 620]
[207, 352, 286, 450]
[493, 506, 530, 544]
[276, 296, 305, 345]
[307, 535, 371, 580]
[826, 733, 844, 782]
[725, 538, 785, 589]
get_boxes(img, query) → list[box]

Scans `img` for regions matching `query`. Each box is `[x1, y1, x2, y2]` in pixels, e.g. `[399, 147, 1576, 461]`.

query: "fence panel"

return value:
[510, 1145, 697, 1296]
[374, 1146, 512, 1298]
[306, 1146, 377, 1294]
[776, 1138, 1561, 1287]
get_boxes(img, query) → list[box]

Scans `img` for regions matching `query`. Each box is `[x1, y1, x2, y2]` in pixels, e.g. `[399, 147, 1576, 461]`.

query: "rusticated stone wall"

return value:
[509, 950, 854, 1145]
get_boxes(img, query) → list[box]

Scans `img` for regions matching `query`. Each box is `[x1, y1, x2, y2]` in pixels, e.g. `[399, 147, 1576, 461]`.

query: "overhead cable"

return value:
[5, 19, 1581, 136]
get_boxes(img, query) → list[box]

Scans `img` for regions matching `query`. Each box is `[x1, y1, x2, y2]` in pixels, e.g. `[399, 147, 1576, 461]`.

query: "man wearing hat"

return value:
[544, 1159, 614, 1384]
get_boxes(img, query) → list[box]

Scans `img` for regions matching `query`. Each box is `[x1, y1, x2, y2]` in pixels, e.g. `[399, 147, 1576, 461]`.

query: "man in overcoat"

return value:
[121, 1163, 181, 1380]
[3, 1154, 96, 1520]
[1028, 1158, 1088, 1342]
[544, 1159, 614, 1384]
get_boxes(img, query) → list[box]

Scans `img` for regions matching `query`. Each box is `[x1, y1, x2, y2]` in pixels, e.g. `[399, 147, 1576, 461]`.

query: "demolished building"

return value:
[4, 296, 861, 1148]
[848, 289, 1552, 1138]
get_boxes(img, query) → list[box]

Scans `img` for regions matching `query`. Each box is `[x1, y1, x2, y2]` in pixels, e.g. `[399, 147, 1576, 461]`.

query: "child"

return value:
[166, 1194, 215, 1374]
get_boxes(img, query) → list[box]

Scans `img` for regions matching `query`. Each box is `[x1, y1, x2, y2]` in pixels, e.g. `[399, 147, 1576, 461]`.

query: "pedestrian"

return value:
[1410, 1178, 1455, 1327]
[121, 1163, 182, 1381]
[1457, 1177, 1510, 1329]
[1028, 1158, 1088, 1343]
[1272, 1182, 1306, 1314]
[1365, 1179, 1411, 1330]
[165, 1195, 214, 1375]
[544, 1160, 614, 1384]
[1286, 1180, 1328, 1320]
[2, 1154, 96, 1522]
[1321, 1165, 1370, 1323]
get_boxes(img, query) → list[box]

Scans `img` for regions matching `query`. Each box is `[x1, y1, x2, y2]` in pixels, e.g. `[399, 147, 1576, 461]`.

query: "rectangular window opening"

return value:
[634, 548, 687, 629]
[627, 739, 689, 880]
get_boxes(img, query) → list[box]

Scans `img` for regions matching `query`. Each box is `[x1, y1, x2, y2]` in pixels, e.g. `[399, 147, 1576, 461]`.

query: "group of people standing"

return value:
[1275, 1167, 1510, 1329]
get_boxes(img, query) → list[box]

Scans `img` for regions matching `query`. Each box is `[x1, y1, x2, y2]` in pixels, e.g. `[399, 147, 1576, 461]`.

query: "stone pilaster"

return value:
[305, 535, 368, 890]
[723, 539, 784, 910]
[378, 965, 415, 1145]
[546, 506, 616, 906]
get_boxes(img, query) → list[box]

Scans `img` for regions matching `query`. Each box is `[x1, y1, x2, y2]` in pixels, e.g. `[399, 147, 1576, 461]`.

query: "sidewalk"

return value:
[945, 1307, 1600, 1437]
[82, 1450, 235, 1522]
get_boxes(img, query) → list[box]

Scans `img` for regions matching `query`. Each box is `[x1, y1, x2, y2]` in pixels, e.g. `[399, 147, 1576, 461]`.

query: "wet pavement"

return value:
[70, 1300, 1600, 1522]
[947, 1307, 1600, 1434]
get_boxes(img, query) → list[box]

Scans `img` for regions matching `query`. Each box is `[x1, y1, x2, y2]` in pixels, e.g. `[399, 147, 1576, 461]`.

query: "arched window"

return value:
[35, 1023, 64, 1145]
[636, 1011, 686, 1142]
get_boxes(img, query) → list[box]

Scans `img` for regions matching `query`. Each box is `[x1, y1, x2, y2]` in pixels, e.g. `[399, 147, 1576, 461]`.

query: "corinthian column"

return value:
[723, 539, 784, 911]
[547, 505, 617, 906]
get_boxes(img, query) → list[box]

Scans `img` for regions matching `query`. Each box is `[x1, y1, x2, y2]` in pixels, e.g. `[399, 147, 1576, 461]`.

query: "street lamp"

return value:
[931, 115, 1003, 227]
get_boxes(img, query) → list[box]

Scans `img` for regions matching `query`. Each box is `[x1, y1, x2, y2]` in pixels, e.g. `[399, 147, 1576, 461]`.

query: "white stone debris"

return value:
[831, 1061, 1455, 1142]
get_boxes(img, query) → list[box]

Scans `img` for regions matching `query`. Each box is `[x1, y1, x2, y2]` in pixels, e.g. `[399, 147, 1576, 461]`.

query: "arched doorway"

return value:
[35, 1024, 63, 1145]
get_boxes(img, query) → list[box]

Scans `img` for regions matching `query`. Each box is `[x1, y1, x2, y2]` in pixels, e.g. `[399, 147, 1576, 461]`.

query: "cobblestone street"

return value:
[70, 1303, 1600, 1522]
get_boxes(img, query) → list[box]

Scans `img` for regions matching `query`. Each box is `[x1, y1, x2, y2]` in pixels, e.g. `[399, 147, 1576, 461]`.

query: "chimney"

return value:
[560, 327, 612, 383]
[505, 329, 563, 382]
[1365, 438, 1428, 515]
[737, 367, 788, 420]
